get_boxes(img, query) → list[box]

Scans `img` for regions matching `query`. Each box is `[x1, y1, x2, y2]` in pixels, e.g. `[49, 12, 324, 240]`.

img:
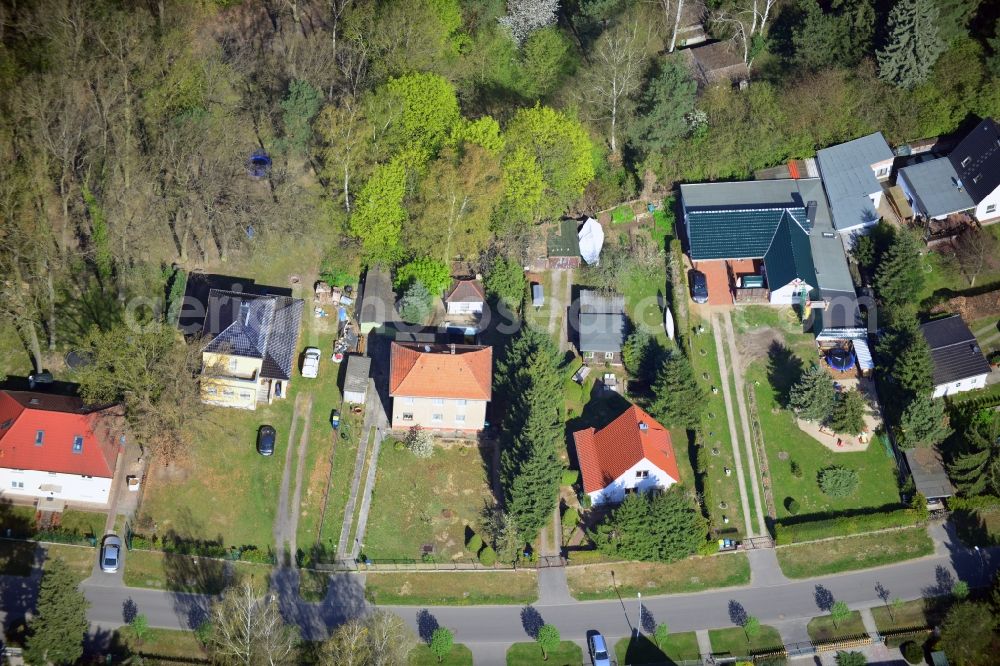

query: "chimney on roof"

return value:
[423, 345, 432, 353]
[805, 201, 817, 228]
[240, 299, 251, 325]
[638, 421, 648, 431]
[450, 343, 456, 355]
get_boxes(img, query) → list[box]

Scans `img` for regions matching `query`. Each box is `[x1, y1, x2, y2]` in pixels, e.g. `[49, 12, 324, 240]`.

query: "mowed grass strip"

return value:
[507, 640, 582, 666]
[363, 444, 492, 561]
[409, 643, 474, 665]
[120, 628, 209, 661]
[122, 549, 270, 593]
[807, 611, 867, 643]
[364, 571, 538, 606]
[614, 632, 701, 664]
[872, 597, 951, 634]
[0, 541, 96, 578]
[776, 527, 934, 578]
[565, 553, 750, 600]
[708, 625, 783, 656]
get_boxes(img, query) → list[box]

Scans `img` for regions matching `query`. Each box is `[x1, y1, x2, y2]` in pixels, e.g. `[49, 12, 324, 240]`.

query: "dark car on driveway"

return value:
[690, 269, 709, 304]
[257, 425, 276, 456]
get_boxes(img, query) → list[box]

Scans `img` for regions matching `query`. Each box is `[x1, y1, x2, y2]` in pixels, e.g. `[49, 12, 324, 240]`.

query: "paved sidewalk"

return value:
[859, 607, 878, 637]
[712, 314, 756, 536]
[337, 380, 383, 558]
[695, 629, 712, 657]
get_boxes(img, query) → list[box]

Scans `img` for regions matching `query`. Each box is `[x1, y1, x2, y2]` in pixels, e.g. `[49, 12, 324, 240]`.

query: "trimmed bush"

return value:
[238, 546, 274, 564]
[818, 466, 860, 498]
[790, 460, 803, 478]
[562, 507, 580, 528]
[785, 497, 800, 515]
[901, 640, 924, 664]
[466, 533, 483, 553]
[561, 469, 580, 487]
[478, 545, 497, 567]
[947, 495, 1000, 511]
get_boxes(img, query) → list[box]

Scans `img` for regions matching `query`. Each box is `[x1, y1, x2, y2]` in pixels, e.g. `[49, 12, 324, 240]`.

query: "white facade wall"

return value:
[769, 280, 811, 306]
[587, 458, 677, 506]
[975, 186, 1000, 222]
[872, 158, 894, 181]
[392, 396, 488, 431]
[932, 373, 988, 398]
[446, 301, 484, 315]
[897, 171, 925, 218]
[0, 468, 112, 504]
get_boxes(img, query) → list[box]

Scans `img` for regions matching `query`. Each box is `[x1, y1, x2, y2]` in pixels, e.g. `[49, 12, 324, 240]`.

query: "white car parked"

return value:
[302, 347, 321, 378]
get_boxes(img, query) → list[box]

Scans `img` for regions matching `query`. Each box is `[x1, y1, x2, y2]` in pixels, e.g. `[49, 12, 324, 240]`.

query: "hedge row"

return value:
[130, 533, 275, 563]
[947, 495, 1000, 512]
[774, 505, 927, 545]
[33, 529, 94, 546]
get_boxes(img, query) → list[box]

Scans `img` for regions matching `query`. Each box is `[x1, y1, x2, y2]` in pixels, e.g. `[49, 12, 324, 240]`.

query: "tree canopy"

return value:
[590, 487, 707, 562]
[23, 559, 89, 666]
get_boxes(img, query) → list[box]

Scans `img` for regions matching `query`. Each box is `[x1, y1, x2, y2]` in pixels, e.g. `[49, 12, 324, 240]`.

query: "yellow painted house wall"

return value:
[200, 352, 263, 410]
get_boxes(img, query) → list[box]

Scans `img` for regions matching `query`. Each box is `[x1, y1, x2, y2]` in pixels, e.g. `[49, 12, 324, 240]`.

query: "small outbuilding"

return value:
[445, 278, 486, 315]
[344, 354, 371, 405]
[904, 447, 955, 509]
[547, 219, 581, 268]
[358, 268, 395, 335]
[920, 314, 992, 398]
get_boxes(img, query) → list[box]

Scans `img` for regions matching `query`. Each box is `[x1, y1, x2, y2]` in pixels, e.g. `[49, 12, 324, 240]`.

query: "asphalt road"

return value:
[60, 525, 997, 647]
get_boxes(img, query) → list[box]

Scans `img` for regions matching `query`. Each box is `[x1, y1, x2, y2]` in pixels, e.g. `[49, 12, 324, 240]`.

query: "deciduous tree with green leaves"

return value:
[350, 159, 407, 266]
[23, 559, 89, 666]
[939, 601, 996, 666]
[536, 624, 561, 661]
[743, 615, 761, 642]
[830, 600, 851, 628]
[430, 627, 455, 663]
[394, 257, 452, 295]
[650, 352, 705, 430]
[380, 72, 460, 160]
[789, 364, 837, 422]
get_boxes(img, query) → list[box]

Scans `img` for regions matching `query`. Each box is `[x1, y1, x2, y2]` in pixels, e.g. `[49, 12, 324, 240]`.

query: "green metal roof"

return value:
[763, 213, 816, 289]
[547, 219, 580, 257]
[685, 207, 808, 260]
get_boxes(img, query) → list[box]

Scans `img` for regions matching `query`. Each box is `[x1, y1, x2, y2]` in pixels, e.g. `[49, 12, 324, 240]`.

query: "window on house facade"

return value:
[584, 351, 594, 359]
[228, 357, 239, 372]
[223, 388, 235, 396]
[404, 397, 415, 404]
[635, 470, 649, 479]
[72, 436, 83, 453]
[35, 430, 44, 446]
[432, 398, 444, 406]
[205, 387, 217, 395]
[240, 392, 253, 400]
[455, 415, 466, 423]
[987, 204, 997, 214]
[401, 413, 414, 421]
[10, 481, 23, 489]
[876, 167, 888, 177]
[456, 399, 467, 407]
[431, 413, 444, 422]
[605, 352, 615, 360]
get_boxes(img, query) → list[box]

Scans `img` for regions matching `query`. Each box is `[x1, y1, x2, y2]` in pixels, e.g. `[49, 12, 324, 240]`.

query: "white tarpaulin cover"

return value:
[578, 217, 604, 265]
[853, 338, 874, 371]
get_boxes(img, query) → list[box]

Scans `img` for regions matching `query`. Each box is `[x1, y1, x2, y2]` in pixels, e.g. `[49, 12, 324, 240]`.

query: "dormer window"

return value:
[972, 174, 982, 184]
[72, 436, 83, 453]
[35, 430, 44, 446]
[0, 419, 12, 429]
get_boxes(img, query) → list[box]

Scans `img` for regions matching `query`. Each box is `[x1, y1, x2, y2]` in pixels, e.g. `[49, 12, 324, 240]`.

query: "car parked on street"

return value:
[588, 632, 612, 666]
[690, 269, 709, 304]
[257, 424, 276, 456]
[302, 347, 321, 378]
[100, 534, 122, 573]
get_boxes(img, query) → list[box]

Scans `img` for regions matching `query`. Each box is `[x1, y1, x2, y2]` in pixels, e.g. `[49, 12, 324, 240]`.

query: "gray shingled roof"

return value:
[579, 290, 625, 314]
[344, 355, 371, 396]
[579, 313, 626, 352]
[203, 290, 304, 381]
[816, 132, 892, 231]
[359, 268, 395, 325]
[904, 447, 955, 500]
[920, 315, 991, 385]
[900, 157, 976, 219]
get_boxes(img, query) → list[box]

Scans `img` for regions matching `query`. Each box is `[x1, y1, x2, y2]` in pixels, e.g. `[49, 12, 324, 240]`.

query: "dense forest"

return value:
[0, 0, 997, 412]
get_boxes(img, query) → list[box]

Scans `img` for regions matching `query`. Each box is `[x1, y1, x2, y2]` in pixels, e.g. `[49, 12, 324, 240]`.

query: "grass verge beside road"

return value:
[708, 625, 783, 657]
[364, 571, 538, 605]
[119, 628, 209, 662]
[807, 611, 867, 643]
[565, 553, 750, 600]
[409, 643, 474, 665]
[614, 633, 700, 663]
[872, 597, 949, 633]
[507, 640, 582, 665]
[123, 549, 270, 593]
[775, 527, 934, 578]
[0, 541, 95, 578]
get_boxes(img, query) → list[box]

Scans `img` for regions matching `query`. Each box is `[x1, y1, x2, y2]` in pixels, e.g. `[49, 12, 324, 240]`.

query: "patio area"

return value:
[796, 377, 883, 452]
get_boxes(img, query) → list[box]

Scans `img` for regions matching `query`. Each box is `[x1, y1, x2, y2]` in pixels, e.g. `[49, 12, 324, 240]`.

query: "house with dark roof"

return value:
[815, 132, 895, 234]
[445, 278, 486, 316]
[389, 342, 492, 432]
[686, 40, 749, 85]
[547, 219, 581, 268]
[0, 390, 124, 506]
[199, 288, 304, 410]
[680, 179, 820, 306]
[359, 268, 396, 335]
[897, 118, 1000, 222]
[572, 404, 680, 506]
[577, 290, 626, 365]
[920, 315, 992, 398]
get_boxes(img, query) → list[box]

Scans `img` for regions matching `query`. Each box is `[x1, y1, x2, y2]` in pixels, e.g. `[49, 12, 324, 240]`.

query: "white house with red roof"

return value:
[389, 341, 492, 432]
[0, 390, 124, 506]
[572, 404, 680, 506]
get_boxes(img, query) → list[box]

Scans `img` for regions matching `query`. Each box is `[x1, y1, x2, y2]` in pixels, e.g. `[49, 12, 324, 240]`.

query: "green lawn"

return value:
[119, 627, 209, 662]
[565, 553, 750, 599]
[611, 205, 635, 225]
[917, 227, 1000, 308]
[315, 410, 364, 559]
[59, 509, 106, 539]
[0, 539, 37, 576]
[299, 568, 330, 602]
[748, 358, 900, 523]
[689, 313, 748, 536]
[363, 443, 492, 561]
[507, 640, 582, 665]
[364, 571, 538, 605]
[872, 597, 950, 633]
[410, 643, 474, 665]
[708, 625, 783, 656]
[776, 527, 934, 578]
[0, 541, 96, 578]
[44, 543, 97, 578]
[615, 632, 700, 663]
[122, 548, 270, 593]
[807, 611, 867, 643]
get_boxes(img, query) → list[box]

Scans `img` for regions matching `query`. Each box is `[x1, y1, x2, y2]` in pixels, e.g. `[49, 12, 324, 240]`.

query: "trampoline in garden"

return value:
[247, 149, 272, 178]
[826, 348, 855, 372]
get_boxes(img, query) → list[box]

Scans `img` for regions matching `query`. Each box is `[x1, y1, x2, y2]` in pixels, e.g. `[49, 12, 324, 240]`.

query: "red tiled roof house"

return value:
[0, 390, 125, 506]
[572, 405, 680, 506]
[389, 342, 492, 432]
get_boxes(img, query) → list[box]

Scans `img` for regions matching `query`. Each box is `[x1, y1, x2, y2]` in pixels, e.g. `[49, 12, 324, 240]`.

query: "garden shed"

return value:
[344, 354, 371, 405]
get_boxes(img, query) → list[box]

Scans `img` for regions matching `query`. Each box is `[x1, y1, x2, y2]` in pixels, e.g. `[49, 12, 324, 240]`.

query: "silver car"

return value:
[302, 347, 321, 378]
[100, 534, 122, 573]
[588, 632, 612, 666]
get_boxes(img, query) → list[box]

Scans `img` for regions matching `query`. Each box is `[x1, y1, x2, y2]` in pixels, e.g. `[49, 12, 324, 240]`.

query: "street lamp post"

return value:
[637, 592, 642, 637]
